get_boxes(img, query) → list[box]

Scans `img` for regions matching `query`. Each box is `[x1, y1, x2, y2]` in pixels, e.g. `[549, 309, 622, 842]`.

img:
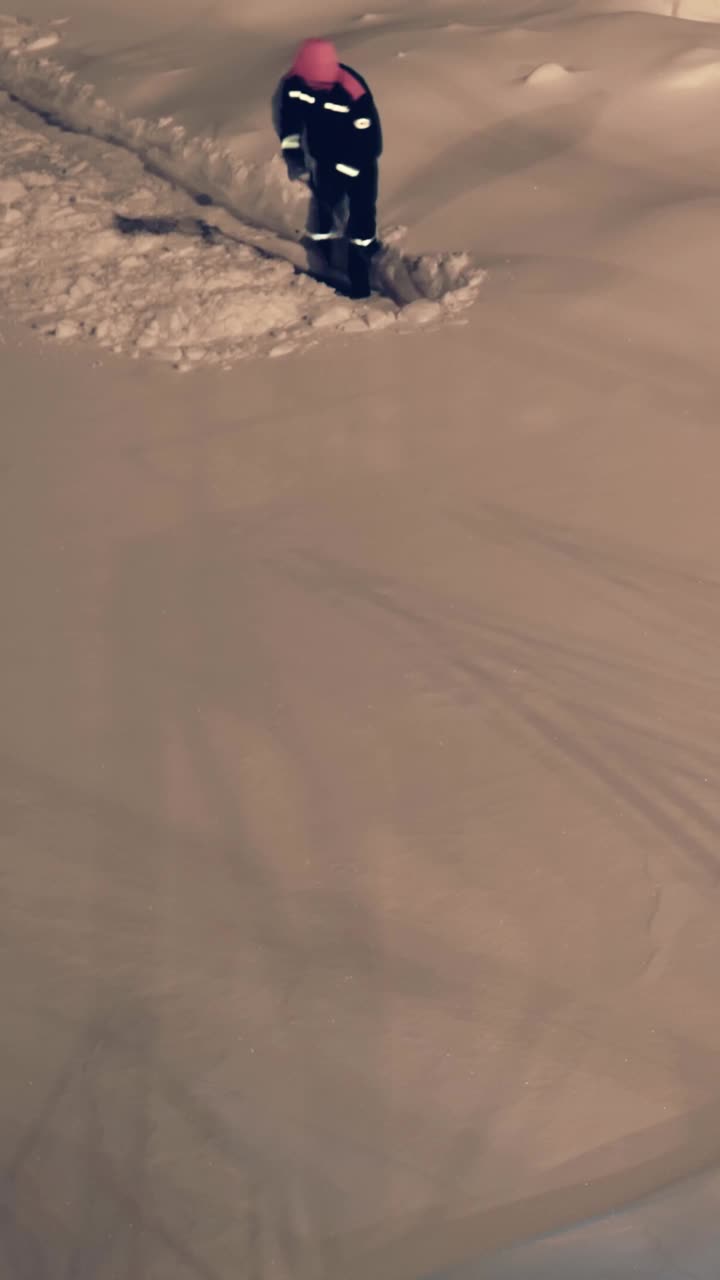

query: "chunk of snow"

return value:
[269, 340, 299, 357]
[312, 303, 354, 328]
[402, 300, 442, 326]
[525, 63, 572, 87]
[54, 319, 79, 340]
[22, 171, 55, 188]
[26, 34, 61, 51]
[0, 178, 26, 204]
[365, 307, 397, 331]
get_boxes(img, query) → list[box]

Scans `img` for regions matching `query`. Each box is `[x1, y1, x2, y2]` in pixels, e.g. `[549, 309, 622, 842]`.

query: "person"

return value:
[274, 38, 383, 283]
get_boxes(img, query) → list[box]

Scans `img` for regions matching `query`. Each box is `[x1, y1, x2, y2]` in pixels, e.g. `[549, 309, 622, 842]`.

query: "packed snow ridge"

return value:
[0, 14, 485, 368]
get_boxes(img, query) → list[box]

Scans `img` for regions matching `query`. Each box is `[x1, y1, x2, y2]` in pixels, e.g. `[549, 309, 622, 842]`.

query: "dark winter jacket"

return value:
[274, 64, 382, 177]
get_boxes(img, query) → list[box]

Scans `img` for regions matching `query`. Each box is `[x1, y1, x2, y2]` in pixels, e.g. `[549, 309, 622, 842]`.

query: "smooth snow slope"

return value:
[4, 0, 720, 1277]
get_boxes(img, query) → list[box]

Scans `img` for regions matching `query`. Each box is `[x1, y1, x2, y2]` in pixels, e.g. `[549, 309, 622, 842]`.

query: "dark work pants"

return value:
[306, 160, 378, 246]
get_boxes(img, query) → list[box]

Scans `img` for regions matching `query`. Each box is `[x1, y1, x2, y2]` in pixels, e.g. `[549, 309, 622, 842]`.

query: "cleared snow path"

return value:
[0, 14, 484, 368]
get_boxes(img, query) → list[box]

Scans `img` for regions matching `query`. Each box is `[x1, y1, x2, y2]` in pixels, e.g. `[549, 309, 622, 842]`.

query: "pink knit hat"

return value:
[291, 38, 340, 89]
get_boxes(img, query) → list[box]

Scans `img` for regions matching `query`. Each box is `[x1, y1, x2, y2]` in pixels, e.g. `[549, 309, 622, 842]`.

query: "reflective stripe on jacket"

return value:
[275, 63, 382, 170]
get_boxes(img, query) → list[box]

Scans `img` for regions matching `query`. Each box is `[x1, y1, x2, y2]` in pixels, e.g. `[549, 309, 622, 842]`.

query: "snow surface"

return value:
[4, 1, 720, 1278]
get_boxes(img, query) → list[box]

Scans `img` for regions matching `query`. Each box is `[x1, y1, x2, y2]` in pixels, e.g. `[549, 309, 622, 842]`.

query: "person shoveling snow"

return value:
[274, 38, 383, 297]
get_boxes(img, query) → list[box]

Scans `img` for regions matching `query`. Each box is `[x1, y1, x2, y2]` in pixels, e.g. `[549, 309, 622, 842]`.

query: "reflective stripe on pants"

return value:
[304, 160, 378, 246]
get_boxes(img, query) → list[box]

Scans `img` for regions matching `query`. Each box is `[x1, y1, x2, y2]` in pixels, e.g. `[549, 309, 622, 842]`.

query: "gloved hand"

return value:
[284, 155, 310, 184]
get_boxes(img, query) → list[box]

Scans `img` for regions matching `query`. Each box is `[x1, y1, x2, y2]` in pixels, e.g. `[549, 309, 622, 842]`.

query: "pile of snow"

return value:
[524, 63, 574, 88]
[0, 99, 412, 366]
